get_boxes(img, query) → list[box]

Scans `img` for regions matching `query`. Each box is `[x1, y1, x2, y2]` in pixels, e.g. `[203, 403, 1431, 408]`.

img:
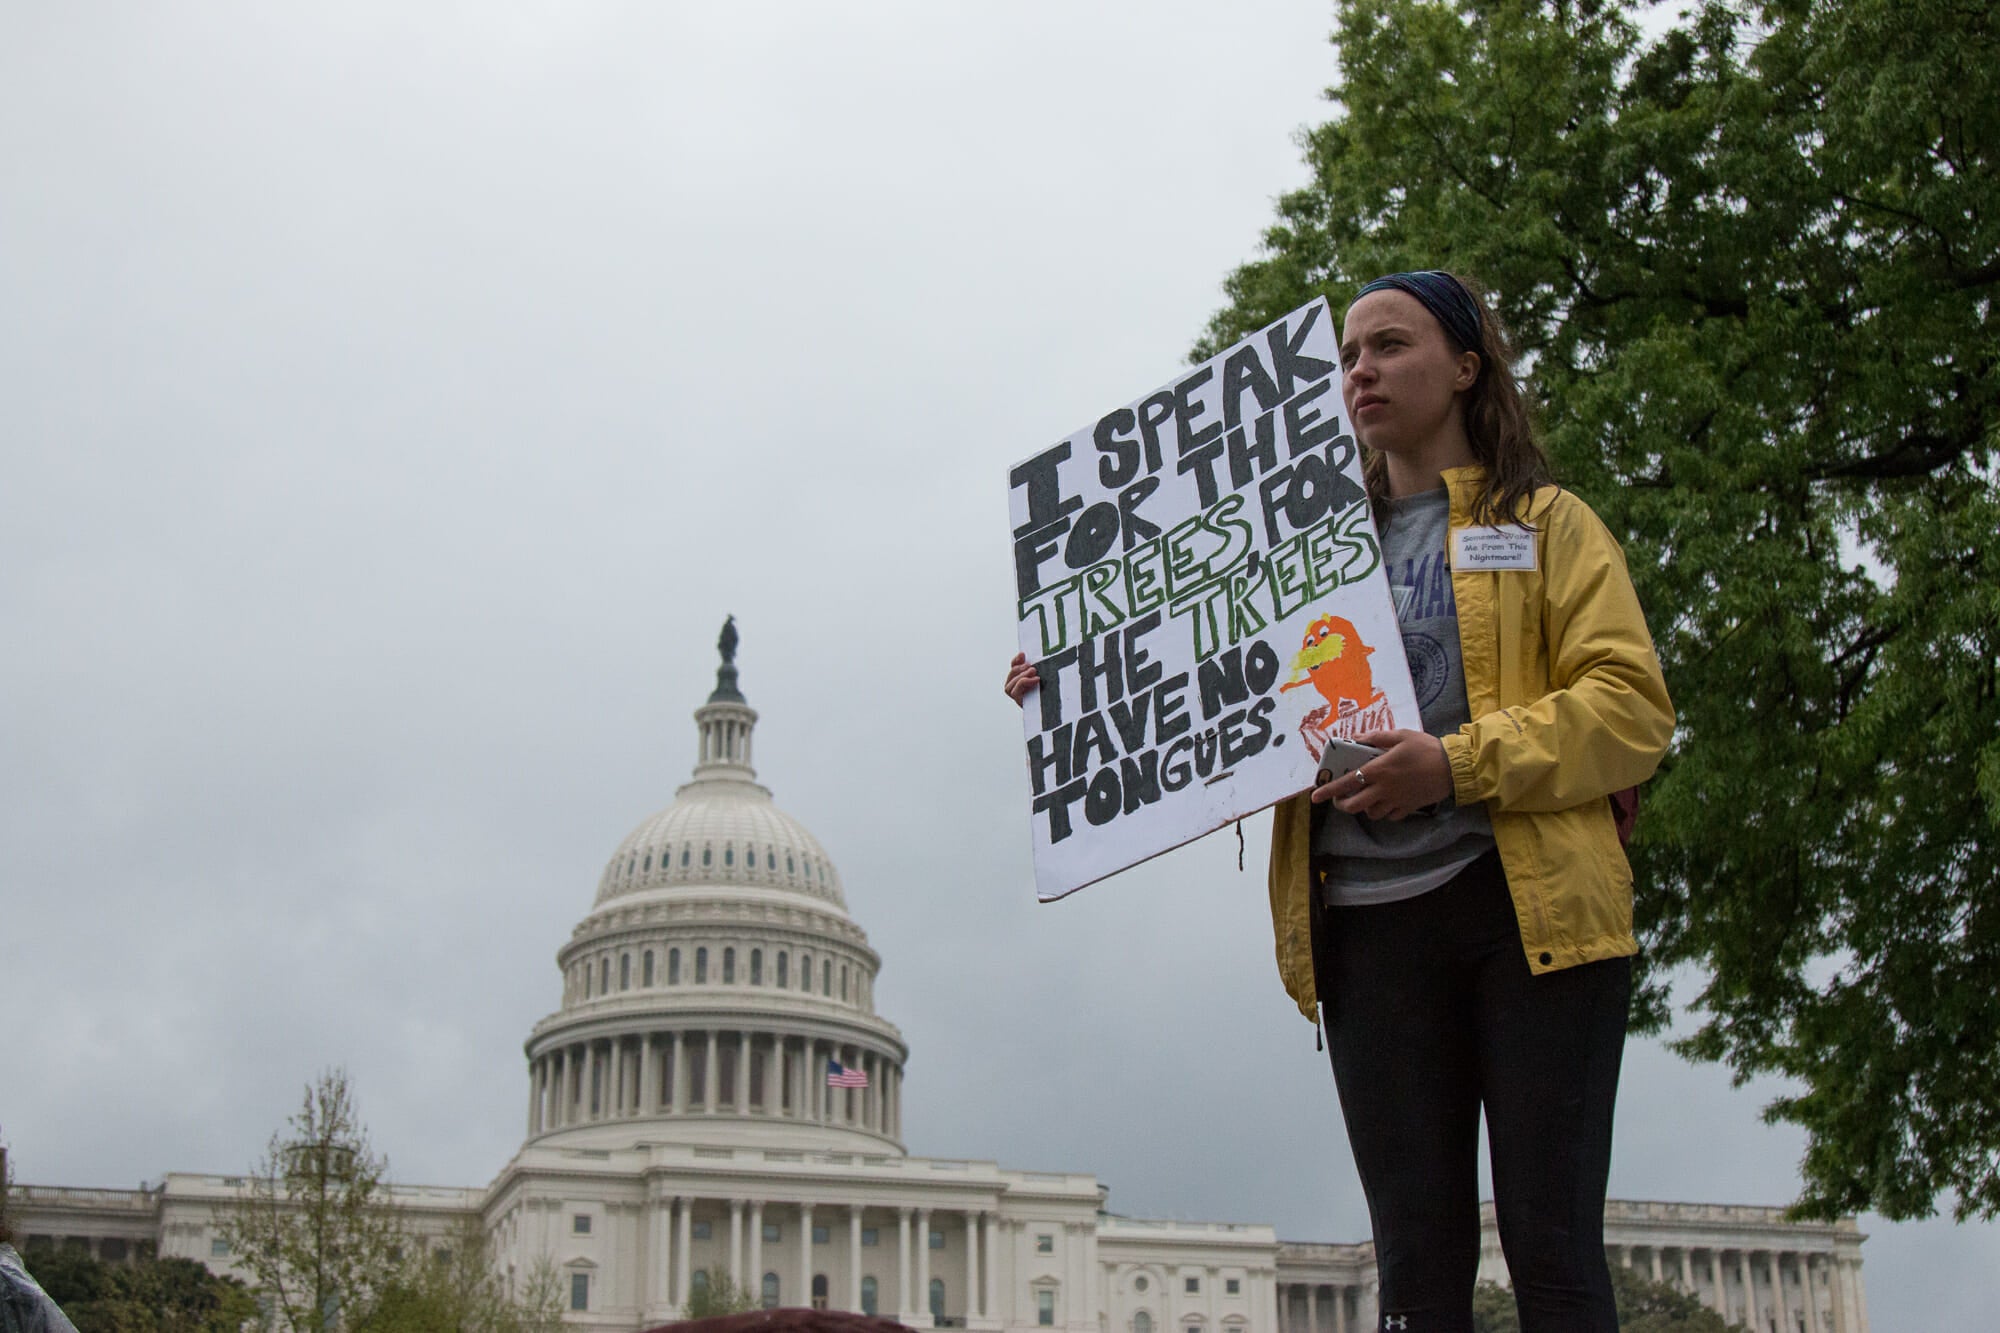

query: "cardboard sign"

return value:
[1009, 298, 1420, 900]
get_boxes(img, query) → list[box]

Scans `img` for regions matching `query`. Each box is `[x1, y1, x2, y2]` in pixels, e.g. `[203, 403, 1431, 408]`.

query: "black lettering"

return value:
[1245, 639, 1280, 694]
[1123, 611, 1164, 694]
[1267, 304, 1336, 398]
[1107, 691, 1152, 754]
[1226, 409, 1279, 488]
[1063, 501, 1120, 570]
[1033, 779, 1089, 843]
[1219, 699, 1277, 768]
[1154, 672, 1192, 741]
[1160, 736, 1196, 791]
[1023, 724, 1072, 796]
[1035, 648, 1078, 730]
[1136, 390, 1175, 474]
[1117, 477, 1162, 550]
[1197, 645, 1250, 720]
[1084, 766, 1122, 827]
[1119, 751, 1163, 814]
[1192, 729, 1220, 777]
[1177, 443, 1225, 508]
[1172, 366, 1222, 456]
[1075, 632, 1123, 710]
[1094, 409, 1140, 487]
[1071, 711, 1117, 772]
[1014, 520, 1067, 598]
[1010, 442, 1081, 534]
[1220, 343, 1281, 428]
[1282, 379, 1342, 457]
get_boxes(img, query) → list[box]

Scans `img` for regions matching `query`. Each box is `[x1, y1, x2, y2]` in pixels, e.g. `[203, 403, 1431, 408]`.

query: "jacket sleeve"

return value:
[1442, 493, 1674, 812]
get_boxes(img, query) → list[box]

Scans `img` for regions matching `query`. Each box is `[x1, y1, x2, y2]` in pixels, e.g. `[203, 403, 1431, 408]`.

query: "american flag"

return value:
[825, 1060, 869, 1088]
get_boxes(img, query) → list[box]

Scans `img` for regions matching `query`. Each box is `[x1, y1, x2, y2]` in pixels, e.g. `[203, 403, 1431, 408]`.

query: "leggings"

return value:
[1313, 850, 1631, 1333]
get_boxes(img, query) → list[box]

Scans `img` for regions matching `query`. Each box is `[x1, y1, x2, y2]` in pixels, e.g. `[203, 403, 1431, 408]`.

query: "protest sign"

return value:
[1008, 298, 1421, 901]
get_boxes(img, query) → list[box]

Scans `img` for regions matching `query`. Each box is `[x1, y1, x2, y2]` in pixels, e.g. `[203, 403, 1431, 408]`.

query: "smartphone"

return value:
[1315, 738, 1382, 788]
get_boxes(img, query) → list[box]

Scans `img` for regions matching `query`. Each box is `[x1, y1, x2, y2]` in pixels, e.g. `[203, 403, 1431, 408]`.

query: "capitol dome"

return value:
[521, 621, 907, 1154]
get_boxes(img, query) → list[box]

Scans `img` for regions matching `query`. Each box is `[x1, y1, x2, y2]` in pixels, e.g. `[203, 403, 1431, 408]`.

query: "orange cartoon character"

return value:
[1281, 614, 1379, 719]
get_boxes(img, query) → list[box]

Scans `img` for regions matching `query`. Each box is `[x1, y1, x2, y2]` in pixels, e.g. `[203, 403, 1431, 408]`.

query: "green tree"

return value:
[24, 1250, 257, 1333]
[354, 1219, 564, 1333]
[220, 1070, 406, 1331]
[1473, 1265, 1744, 1331]
[682, 1265, 760, 1320]
[1200, 0, 1999, 1221]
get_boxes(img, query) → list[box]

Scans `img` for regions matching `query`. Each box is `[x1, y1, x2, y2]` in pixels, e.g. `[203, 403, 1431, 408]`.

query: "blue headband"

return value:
[1353, 271, 1484, 353]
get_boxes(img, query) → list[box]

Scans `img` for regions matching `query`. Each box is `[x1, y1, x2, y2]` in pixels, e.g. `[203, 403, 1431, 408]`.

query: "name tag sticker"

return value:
[1452, 525, 1538, 571]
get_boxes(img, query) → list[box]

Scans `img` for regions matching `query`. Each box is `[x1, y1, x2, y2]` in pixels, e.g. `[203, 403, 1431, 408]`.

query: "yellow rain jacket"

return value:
[1267, 467, 1675, 1020]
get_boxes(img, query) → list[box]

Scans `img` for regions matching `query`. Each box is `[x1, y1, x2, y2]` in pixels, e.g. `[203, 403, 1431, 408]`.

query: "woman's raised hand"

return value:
[1003, 652, 1039, 706]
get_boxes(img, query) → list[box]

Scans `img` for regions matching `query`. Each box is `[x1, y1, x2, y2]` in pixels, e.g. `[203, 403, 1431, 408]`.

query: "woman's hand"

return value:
[1311, 729, 1453, 821]
[1003, 652, 1039, 706]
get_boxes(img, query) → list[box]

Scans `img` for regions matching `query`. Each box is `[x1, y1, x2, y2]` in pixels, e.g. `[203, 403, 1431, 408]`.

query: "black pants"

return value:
[1314, 851, 1630, 1333]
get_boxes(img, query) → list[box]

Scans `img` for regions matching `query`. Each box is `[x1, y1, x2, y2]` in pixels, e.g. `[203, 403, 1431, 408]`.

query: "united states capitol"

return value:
[16, 639, 1871, 1332]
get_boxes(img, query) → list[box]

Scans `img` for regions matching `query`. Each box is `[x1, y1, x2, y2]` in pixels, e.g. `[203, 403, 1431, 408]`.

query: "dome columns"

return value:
[528, 1026, 905, 1146]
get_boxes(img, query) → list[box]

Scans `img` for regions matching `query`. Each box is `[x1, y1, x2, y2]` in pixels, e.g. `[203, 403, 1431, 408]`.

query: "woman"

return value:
[1005, 272, 1673, 1332]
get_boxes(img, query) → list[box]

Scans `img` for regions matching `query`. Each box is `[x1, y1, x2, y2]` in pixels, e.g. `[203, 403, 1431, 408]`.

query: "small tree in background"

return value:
[1471, 1266, 1746, 1332]
[682, 1266, 760, 1320]
[27, 1249, 258, 1333]
[355, 1218, 565, 1333]
[220, 1069, 404, 1332]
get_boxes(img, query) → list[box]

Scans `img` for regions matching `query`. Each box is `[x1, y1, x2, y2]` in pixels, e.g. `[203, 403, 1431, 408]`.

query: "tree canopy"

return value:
[1199, 0, 1999, 1220]
[19, 1250, 256, 1333]
[1473, 1265, 1743, 1331]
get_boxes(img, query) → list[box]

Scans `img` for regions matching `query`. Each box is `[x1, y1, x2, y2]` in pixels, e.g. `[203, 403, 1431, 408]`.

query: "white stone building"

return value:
[14, 648, 1870, 1332]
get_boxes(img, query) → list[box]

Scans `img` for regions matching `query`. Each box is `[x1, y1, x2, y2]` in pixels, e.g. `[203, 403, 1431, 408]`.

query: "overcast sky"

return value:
[2, 4, 1993, 1329]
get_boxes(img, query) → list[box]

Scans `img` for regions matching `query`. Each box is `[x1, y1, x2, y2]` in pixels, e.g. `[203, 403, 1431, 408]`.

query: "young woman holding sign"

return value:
[1005, 271, 1673, 1333]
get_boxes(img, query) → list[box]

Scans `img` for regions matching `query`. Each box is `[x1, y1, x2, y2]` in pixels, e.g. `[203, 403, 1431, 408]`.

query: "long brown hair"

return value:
[1358, 272, 1553, 526]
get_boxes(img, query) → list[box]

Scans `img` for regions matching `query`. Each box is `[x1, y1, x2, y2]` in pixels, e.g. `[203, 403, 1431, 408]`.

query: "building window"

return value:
[800, 953, 812, 991]
[1135, 1314, 1153, 1333]
[573, 1215, 591, 1235]
[682, 848, 690, 867]
[692, 1222, 713, 1241]
[813, 1274, 830, 1311]
[723, 947, 735, 983]
[691, 1270, 711, 1299]
[1226, 1279, 1240, 1295]
[862, 1276, 879, 1316]
[751, 949, 763, 985]
[210, 1237, 231, 1257]
[841, 966, 848, 1002]
[762, 1273, 780, 1309]
[1185, 1278, 1200, 1294]
[570, 1273, 589, 1311]
[929, 1230, 945, 1250]
[696, 947, 708, 983]
[1038, 1290, 1056, 1327]
[1037, 1234, 1054, 1254]
[823, 960, 832, 996]
[1134, 1277, 1149, 1293]
[643, 951, 655, 986]
[669, 949, 681, 984]
[620, 954, 631, 989]
[930, 1278, 946, 1320]
[763, 1223, 782, 1243]
[813, 1226, 830, 1245]
[767, 849, 776, 869]
[599, 958, 609, 993]
[777, 953, 788, 988]
[703, 846, 712, 866]
[788, 855, 796, 874]
[862, 1228, 879, 1247]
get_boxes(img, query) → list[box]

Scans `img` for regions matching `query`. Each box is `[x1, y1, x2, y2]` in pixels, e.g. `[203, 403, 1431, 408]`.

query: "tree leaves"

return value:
[1203, 0, 1999, 1220]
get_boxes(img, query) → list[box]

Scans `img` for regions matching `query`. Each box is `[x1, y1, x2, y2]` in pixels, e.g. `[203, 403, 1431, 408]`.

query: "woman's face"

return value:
[1338, 289, 1479, 457]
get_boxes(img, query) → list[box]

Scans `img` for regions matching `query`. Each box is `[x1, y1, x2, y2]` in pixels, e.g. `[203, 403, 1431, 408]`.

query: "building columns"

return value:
[982, 1212, 997, 1320]
[704, 1031, 719, 1112]
[728, 1198, 744, 1285]
[1771, 1251, 1789, 1332]
[1738, 1250, 1755, 1327]
[915, 1209, 931, 1320]
[739, 1032, 752, 1108]
[799, 1204, 815, 1311]
[675, 1197, 694, 1310]
[748, 1201, 765, 1300]
[849, 1205, 865, 1312]
[898, 1207, 913, 1318]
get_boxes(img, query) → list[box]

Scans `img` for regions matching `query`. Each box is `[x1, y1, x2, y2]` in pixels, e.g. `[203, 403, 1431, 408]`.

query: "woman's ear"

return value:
[1454, 350, 1482, 392]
